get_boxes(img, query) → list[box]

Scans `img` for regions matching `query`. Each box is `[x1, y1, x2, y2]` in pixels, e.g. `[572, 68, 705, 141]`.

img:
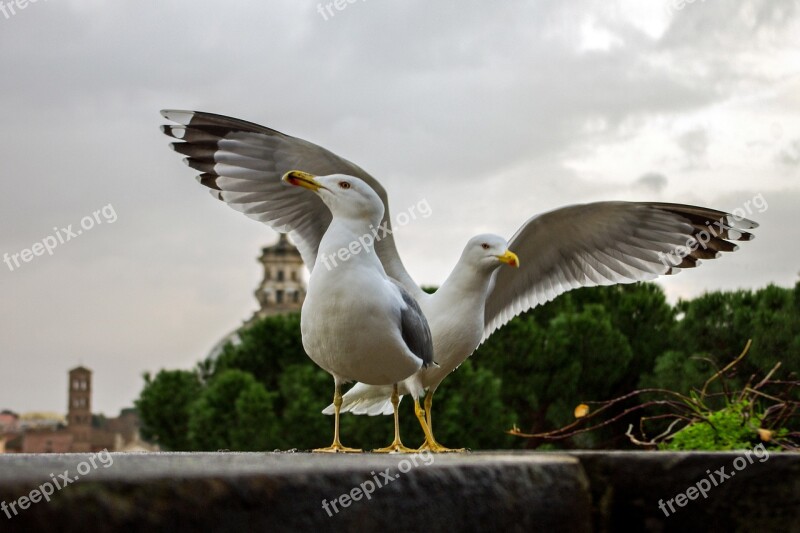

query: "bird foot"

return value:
[417, 439, 466, 453]
[372, 440, 416, 453]
[313, 442, 362, 453]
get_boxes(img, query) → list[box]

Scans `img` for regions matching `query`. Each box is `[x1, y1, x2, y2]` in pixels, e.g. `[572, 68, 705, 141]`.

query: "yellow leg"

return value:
[373, 384, 415, 453]
[417, 389, 465, 453]
[314, 383, 361, 453]
[413, 394, 436, 443]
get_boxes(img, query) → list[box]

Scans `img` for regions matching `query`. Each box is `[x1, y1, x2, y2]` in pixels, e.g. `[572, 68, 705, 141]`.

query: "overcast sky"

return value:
[1, 0, 798, 416]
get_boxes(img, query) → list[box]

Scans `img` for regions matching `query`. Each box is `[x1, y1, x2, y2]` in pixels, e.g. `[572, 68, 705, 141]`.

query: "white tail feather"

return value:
[322, 383, 396, 416]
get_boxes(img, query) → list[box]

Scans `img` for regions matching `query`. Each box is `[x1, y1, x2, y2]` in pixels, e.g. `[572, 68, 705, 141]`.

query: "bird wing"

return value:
[483, 201, 758, 340]
[160, 110, 418, 289]
[395, 281, 435, 368]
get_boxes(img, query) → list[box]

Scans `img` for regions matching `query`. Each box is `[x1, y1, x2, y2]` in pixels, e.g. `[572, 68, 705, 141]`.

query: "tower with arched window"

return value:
[67, 366, 92, 452]
[249, 234, 306, 323]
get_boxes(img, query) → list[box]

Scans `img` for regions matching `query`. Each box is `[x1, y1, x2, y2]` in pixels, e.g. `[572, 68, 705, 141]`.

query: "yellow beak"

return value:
[497, 249, 520, 268]
[282, 170, 325, 192]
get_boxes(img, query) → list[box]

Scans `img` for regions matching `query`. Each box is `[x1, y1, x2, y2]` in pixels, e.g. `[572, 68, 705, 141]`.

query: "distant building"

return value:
[247, 234, 306, 324]
[20, 429, 73, 454]
[0, 410, 19, 433]
[0, 410, 19, 454]
[67, 366, 92, 452]
[1, 366, 155, 454]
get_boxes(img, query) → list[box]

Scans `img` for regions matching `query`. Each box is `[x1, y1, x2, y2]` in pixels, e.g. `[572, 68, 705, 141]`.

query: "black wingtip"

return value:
[196, 174, 222, 191]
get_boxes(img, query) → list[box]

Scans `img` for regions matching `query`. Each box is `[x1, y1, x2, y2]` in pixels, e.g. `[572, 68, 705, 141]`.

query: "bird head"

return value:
[463, 234, 519, 272]
[282, 171, 384, 226]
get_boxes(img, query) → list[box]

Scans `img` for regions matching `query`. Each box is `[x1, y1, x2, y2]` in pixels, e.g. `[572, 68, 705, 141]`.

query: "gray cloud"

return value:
[635, 172, 669, 193]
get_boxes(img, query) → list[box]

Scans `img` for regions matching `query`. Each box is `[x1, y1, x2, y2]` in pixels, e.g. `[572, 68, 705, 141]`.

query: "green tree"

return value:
[231, 381, 280, 451]
[673, 290, 755, 367]
[472, 312, 546, 446]
[213, 313, 306, 390]
[136, 281, 800, 451]
[639, 350, 717, 394]
[541, 305, 633, 428]
[188, 369, 279, 451]
[475, 301, 633, 447]
[749, 284, 800, 373]
[592, 284, 675, 389]
[135, 369, 202, 451]
[276, 364, 336, 450]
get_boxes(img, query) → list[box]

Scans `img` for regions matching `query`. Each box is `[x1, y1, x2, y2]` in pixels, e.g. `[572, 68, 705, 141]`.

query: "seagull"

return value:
[281, 170, 434, 452]
[325, 233, 519, 452]
[160, 110, 758, 451]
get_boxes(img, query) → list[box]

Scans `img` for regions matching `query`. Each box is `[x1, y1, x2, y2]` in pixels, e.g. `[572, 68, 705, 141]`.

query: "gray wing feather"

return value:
[395, 282, 434, 368]
[483, 201, 758, 341]
[161, 110, 420, 294]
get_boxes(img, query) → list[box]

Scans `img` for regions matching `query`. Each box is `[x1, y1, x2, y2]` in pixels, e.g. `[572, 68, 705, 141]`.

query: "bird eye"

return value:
[481, 243, 490, 250]
[338, 181, 351, 189]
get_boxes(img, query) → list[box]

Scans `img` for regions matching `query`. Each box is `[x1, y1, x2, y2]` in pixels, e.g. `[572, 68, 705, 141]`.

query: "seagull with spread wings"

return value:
[161, 110, 758, 452]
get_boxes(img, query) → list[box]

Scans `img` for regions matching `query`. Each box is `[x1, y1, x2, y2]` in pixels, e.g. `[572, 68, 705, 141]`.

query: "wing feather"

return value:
[161, 110, 419, 291]
[483, 201, 757, 340]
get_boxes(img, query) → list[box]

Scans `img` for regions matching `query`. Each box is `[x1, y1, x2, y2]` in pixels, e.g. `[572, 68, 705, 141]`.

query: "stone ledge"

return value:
[1, 451, 797, 532]
[565, 450, 800, 533]
[0, 452, 591, 533]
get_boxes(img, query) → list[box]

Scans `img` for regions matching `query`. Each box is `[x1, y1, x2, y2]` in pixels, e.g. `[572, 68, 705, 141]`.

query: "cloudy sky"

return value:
[1, 0, 798, 416]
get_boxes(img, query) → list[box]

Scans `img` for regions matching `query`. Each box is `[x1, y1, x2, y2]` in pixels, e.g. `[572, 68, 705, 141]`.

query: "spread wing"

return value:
[160, 110, 419, 292]
[483, 202, 758, 340]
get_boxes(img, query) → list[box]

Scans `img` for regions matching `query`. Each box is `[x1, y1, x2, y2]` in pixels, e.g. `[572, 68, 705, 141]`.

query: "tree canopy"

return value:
[135, 281, 800, 451]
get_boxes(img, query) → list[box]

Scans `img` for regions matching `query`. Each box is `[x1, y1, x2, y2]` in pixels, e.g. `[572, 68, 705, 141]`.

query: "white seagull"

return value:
[281, 170, 434, 452]
[161, 110, 758, 451]
[325, 233, 519, 452]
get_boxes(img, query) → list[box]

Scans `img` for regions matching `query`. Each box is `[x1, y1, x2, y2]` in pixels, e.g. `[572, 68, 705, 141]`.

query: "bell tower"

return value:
[248, 234, 306, 324]
[67, 366, 92, 452]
